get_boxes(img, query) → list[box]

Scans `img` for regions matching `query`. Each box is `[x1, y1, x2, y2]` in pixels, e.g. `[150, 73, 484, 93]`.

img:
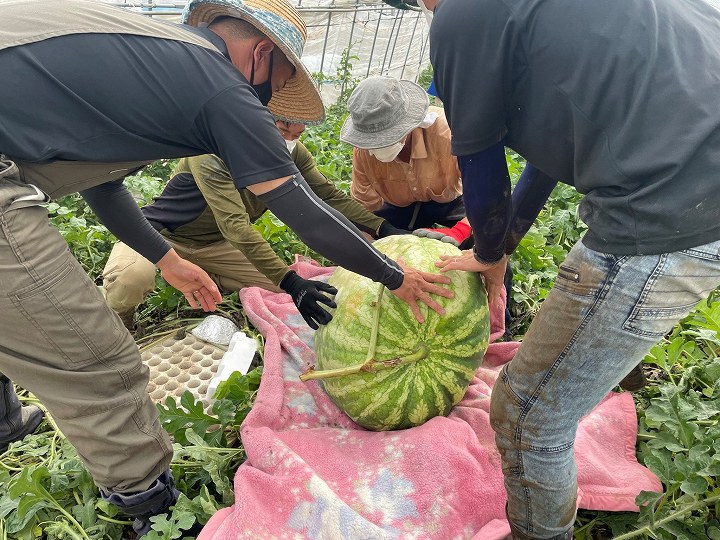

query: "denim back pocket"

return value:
[623, 245, 720, 339]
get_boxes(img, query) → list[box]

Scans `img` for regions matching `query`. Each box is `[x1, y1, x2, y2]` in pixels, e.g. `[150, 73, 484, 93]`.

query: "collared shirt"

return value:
[350, 107, 461, 211]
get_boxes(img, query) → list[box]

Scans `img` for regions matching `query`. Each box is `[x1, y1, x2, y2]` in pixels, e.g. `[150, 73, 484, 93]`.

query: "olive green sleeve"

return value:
[188, 155, 290, 285]
[294, 142, 384, 235]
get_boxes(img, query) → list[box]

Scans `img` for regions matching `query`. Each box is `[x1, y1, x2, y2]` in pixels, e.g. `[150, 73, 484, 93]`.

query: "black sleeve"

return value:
[505, 164, 558, 254]
[458, 143, 512, 264]
[258, 174, 405, 290]
[81, 180, 171, 264]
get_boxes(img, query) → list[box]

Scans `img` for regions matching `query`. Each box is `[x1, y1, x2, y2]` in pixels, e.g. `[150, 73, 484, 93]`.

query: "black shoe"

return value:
[104, 470, 204, 539]
[618, 362, 647, 391]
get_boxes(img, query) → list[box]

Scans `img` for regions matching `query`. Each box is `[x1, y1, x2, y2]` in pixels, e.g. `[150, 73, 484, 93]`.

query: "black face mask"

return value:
[249, 48, 274, 106]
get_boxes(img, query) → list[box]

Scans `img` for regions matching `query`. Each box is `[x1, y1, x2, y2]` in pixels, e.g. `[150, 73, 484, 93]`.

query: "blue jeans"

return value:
[490, 239, 720, 539]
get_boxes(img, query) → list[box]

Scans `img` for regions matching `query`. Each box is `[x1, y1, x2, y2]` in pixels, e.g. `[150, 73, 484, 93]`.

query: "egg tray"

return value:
[141, 331, 225, 411]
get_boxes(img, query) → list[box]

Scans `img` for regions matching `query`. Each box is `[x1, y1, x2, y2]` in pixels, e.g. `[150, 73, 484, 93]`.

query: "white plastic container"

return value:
[206, 331, 258, 400]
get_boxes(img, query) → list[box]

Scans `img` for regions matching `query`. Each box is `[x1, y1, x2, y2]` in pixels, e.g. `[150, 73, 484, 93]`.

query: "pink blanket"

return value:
[199, 261, 661, 539]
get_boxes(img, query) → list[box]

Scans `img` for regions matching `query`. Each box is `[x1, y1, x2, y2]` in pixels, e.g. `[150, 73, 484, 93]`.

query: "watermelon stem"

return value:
[365, 284, 386, 362]
[299, 344, 430, 381]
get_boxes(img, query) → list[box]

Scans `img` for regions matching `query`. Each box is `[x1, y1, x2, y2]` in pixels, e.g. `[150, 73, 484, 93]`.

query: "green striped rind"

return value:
[314, 235, 490, 431]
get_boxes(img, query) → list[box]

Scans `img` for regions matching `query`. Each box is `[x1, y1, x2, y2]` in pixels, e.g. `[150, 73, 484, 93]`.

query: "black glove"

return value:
[279, 271, 338, 329]
[377, 221, 412, 238]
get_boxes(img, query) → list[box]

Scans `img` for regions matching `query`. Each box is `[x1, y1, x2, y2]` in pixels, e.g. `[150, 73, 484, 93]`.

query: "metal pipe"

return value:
[380, 10, 400, 74]
[366, 8, 382, 78]
[387, 9, 405, 75]
[341, 1, 360, 96]
[318, 9, 332, 75]
[401, 12, 420, 80]
[115, 4, 403, 15]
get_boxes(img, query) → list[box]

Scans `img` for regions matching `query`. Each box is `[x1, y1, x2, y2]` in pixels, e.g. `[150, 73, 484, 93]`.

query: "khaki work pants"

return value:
[0, 158, 172, 493]
[103, 238, 280, 314]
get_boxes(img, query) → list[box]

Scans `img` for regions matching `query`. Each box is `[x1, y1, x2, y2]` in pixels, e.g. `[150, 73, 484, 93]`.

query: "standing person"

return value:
[406, 0, 720, 537]
[103, 119, 410, 331]
[341, 75, 515, 327]
[0, 0, 450, 536]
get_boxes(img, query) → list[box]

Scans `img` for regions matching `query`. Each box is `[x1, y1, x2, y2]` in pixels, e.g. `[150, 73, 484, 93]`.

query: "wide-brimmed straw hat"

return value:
[340, 76, 428, 149]
[183, 0, 325, 125]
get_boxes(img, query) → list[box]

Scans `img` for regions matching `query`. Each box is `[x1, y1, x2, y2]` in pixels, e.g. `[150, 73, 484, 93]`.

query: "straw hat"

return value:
[340, 76, 428, 149]
[183, 0, 325, 125]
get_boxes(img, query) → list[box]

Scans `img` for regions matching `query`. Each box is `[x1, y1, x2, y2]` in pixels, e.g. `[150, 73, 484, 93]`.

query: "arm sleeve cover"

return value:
[257, 174, 405, 290]
[505, 163, 558, 254]
[81, 180, 170, 264]
[458, 143, 511, 264]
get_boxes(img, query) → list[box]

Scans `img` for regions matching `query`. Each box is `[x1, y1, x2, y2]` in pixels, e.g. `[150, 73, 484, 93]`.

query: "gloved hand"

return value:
[413, 220, 472, 247]
[279, 270, 338, 329]
[377, 220, 412, 238]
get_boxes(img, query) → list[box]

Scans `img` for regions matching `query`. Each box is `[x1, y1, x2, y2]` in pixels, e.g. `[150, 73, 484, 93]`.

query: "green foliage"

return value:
[46, 170, 167, 282]
[508, 181, 587, 336]
[0, 434, 129, 539]
[212, 368, 263, 429]
[253, 212, 323, 265]
[572, 296, 720, 539]
[312, 46, 361, 115]
[124, 171, 168, 206]
[140, 159, 178, 182]
[46, 195, 112, 281]
[306, 47, 358, 191]
[417, 64, 433, 91]
[417, 64, 440, 107]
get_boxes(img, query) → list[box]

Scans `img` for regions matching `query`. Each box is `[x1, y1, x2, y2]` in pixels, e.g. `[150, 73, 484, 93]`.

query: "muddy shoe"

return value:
[618, 362, 647, 391]
[0, 404, 45, 452]
[118, 309, 136, 332]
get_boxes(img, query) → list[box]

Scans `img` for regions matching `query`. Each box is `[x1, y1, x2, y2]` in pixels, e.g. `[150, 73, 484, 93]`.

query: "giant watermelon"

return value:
[305, 235, 490, 431]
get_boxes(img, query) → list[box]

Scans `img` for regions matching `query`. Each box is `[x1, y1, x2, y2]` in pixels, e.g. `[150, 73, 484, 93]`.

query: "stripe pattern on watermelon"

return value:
[312, 235, 490, 431]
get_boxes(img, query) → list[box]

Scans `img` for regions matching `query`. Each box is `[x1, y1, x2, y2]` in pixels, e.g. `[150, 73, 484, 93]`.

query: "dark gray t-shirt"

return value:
[431, 0, 720, 255]
[0, 28, 297, 190]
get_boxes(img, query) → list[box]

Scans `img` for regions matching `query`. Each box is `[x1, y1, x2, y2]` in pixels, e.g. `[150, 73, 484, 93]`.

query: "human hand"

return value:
[413, 220, 472, 247]
[436, 251, 507, 307]
[389, 258, 454, 323]
[156, 249, 222, 311]
[280, 270, 338, 329]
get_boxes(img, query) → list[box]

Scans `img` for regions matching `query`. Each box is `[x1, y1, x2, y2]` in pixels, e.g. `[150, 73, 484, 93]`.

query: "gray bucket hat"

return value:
[340, 76, 429, 149]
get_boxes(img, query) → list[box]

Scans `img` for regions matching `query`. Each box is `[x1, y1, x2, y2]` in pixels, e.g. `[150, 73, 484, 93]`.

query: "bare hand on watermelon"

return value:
[436, 251, 507, 307]
[391, 258, 454, 323]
